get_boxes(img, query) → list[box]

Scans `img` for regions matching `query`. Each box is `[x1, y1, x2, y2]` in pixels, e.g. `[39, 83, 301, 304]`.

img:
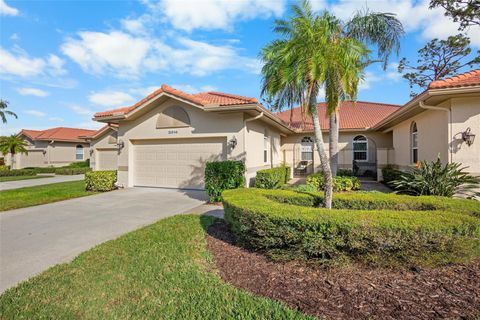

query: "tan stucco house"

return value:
[8, 127, 95, 169]
[90, 70, 480, 189]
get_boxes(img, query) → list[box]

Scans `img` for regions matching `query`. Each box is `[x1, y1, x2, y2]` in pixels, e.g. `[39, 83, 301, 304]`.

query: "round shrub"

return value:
[254, 165, 291, 189]
[204, 160, 245, 202]
[223, 188, 480, 266]
[85, 170, 117, 192]
[306, 173, 361, 192]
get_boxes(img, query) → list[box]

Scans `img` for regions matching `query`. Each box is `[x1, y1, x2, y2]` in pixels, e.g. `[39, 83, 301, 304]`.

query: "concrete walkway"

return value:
[0, 187, 207, 292]
[0, 174, 84, 191]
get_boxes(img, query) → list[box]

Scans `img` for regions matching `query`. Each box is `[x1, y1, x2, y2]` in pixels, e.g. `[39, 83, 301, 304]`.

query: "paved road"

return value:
[0, 174, 84, 191]
[0, 187, 207, 292]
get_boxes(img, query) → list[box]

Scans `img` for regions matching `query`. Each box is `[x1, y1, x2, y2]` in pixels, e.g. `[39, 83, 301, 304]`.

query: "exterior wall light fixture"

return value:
[462, 127, 476, 146]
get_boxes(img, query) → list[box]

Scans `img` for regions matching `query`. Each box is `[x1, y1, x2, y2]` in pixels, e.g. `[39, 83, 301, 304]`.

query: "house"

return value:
[9, 127, 95, 169]
[91, 70, 480, 189]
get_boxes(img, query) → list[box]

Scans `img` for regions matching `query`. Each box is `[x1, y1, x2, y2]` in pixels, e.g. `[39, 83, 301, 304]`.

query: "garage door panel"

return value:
[133, 138, 226, 189]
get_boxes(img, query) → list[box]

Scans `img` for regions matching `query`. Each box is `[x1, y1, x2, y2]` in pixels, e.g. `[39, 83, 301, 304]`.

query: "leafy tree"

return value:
[0, 100, 17, 124]
[323, 9, 404, 175]
[260, 1, 370, 208]
[430, 0, 480, 30]
[398, 34, 480, 96]
[0, 135, 28, 169]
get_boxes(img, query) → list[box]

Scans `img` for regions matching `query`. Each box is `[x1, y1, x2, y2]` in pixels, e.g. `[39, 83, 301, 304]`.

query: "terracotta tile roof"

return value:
[428, 69, 480, 89]
[276, 101, 401, 131]
[19, 127, 96, 142]
[94, 84, 258, 118]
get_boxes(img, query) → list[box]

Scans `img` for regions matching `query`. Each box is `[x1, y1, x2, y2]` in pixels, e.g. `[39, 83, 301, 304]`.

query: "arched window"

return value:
[411, 122, 418, 163]
[353, 135, 368, 161]
[76, 145, 84, 160]
[301, 136, 314, 161]
[156, 106, 191, 128]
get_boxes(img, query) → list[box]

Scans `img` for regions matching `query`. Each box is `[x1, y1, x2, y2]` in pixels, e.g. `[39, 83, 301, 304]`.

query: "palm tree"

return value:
[0, 100, 18, 124]
[326, 10, 404, 175]
[0, 135, 28, 169]
[261, 1, 369, 208]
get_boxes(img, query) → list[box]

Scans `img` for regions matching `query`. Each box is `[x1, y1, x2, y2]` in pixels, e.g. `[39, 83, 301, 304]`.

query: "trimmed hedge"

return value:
[204, 160, 245, 202]
[254, 165, 291, 189]
[0, 165, 10, 171]
[55, 167, 91, 175]
[306, 173, 361, 192]
[0, 169, 37, 177]
[85, 170, 117, 192]
[223, 188, 480, 266]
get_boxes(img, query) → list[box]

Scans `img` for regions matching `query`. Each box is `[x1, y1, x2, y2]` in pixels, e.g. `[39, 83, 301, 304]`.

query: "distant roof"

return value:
[95, 84, 258, 118]
[19, 127, 96, 142]
[428, 69, 480, 89]
[276, 101, 401, 131]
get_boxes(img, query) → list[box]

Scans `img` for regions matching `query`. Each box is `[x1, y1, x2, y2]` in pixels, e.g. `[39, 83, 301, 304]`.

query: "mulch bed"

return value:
[205, 220, 480, 320]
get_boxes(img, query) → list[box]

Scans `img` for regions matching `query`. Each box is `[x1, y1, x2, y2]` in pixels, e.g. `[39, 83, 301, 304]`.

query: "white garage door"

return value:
[133, 138, 226, 189]
[96, 149, 117, 170]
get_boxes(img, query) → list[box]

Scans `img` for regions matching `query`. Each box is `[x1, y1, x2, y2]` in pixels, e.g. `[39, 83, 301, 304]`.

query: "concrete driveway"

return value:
[0, 174, 84, 191]
[0, 187, 207, 293]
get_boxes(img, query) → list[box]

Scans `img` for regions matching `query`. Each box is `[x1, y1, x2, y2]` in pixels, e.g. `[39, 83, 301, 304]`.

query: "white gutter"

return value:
[419, 101, 452, 163]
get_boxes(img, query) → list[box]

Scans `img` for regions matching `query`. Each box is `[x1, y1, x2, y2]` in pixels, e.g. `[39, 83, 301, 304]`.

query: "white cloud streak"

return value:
[24, 110, 47, 117]
[17, 87, 50, 97]
[0, 0, 18, 16]
[88, 91, 135, 107]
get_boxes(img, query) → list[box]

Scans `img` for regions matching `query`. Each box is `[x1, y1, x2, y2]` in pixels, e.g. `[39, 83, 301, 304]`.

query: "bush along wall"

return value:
[55, 167, 92, 175]
[306, 173, 360, 192]
[254, 165, 291, 189]
[85, 170, 117, 192]
[381, 166, 403, 189]
[0, 169, 37, 177]
[204, 160, 245, 202]
[223, 188, 480, 267]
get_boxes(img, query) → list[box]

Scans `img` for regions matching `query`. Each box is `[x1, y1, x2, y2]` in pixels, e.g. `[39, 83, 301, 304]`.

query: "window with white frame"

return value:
[353, 135, 368, 161]
[76, 145, 84, 160]
[411, 122, 418, 163]
[264, 129, 268, 163]
[301, 136, 313, 161]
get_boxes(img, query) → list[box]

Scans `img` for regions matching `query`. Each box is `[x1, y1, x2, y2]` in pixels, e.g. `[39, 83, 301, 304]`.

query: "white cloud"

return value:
[24, 110, 47, 117]
[10, 33, 19, 41]
[48, 117, 64, 122]
[61, 31, 260, 78]
[157, 0, 285, 32]
[17, 87, 49, 97]
[0, 47, 46, 77]
[359, 72, 382, 91]
[0, 0, 18, 16]
[88, 91, 135, 107]
[386, 62, 403, 81]
[47, 54, 67, 76]
[0, 47, 68, 78]
[69, 104, 94, 116]
[313, 0, 480, 47]
[61, 31, 151, 78]
[121, 18, 148, 34]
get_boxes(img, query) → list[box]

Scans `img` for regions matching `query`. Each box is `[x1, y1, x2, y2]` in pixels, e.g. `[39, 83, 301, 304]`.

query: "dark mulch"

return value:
[205, 220, 480, 320]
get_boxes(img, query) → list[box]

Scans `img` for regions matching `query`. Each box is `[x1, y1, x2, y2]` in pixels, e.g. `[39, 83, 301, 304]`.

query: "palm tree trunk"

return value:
[310, 103, 333, 209]
[329, 108, 339, 176]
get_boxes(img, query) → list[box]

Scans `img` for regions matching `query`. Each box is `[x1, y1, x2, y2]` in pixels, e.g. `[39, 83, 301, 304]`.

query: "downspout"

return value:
[419, 101, 452, 163]
[243, 111, 264, 185]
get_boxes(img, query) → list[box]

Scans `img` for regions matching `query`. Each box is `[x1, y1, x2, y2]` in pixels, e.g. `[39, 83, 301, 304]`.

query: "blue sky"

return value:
[1, 0, 479, 135]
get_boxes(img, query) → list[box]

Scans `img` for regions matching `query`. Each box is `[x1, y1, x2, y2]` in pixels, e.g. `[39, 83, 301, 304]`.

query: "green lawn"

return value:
[0, 175, 54, 182]
[0, 180, 97, 211]
[0, 215, 311, 319]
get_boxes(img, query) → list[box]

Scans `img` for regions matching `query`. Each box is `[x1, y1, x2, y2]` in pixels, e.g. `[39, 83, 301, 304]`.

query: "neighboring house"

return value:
[8, 127, 95, 169]
[91, 70, 480, 189]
